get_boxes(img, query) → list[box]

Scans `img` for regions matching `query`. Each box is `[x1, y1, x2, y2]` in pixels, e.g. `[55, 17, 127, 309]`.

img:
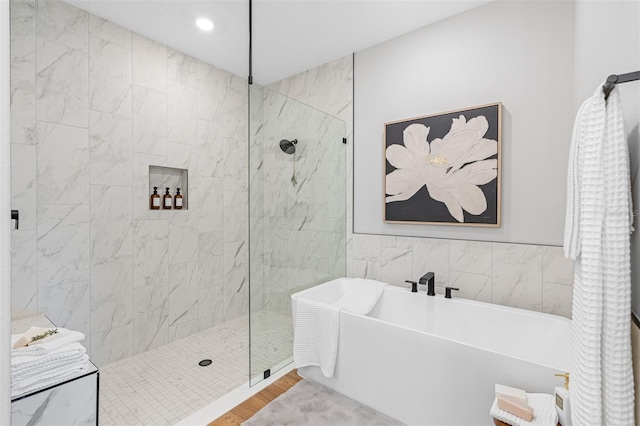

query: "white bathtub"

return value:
[292, 278, 571, 425]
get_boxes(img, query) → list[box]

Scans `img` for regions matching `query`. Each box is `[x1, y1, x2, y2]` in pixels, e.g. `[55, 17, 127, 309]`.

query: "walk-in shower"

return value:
[7, 0, 346, 422]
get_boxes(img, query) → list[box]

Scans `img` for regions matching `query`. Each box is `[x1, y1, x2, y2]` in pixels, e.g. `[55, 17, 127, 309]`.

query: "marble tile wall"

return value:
[10, 0, 249, 366]
[267, 55, 575, 319]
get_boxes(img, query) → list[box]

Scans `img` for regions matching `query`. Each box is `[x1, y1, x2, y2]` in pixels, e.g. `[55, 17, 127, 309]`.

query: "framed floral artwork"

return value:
[384, 102, 502, 226]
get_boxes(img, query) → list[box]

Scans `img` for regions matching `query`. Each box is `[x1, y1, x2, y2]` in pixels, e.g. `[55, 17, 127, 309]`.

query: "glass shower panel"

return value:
[248, 85, 346, 385]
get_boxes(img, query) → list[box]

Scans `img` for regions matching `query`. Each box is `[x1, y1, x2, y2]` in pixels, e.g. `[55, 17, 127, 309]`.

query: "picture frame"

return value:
[384, 102, 502, 227]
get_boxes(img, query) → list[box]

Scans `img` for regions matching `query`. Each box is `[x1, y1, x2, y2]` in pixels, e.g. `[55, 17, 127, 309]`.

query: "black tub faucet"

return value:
[405, 280, 418, 293]
[419, 272, 435, 296]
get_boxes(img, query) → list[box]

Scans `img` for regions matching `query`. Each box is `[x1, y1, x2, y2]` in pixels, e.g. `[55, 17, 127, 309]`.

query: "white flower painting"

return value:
[384, 104, 501, 225]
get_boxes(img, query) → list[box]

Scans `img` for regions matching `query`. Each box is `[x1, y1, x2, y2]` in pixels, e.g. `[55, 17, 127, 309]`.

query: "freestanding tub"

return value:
[292, 278, 571, 425]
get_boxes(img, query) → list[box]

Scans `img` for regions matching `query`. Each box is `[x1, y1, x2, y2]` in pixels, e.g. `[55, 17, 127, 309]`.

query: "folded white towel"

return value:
[12, 342, 86, 373]
[333, 278, 387, 315]
[11, 355, 90, 397]
[490, 393, 558, 426]
[293, 298, 341, 378]
[11, 328, 85, 357]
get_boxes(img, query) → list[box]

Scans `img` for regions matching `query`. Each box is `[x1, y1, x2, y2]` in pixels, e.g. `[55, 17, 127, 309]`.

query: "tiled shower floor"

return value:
[99, 310, 293, 426]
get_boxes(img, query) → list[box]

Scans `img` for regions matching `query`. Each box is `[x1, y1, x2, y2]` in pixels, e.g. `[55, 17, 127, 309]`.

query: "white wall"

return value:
[572, 0, 640, 316]
[354, 0, 575, 245]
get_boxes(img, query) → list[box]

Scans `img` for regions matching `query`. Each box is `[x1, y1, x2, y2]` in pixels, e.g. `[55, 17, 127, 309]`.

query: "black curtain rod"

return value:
[603, 70, 640, 99]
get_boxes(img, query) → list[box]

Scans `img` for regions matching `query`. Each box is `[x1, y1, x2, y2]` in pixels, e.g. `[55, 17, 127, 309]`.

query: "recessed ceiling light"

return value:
[196, 18, 214, 31]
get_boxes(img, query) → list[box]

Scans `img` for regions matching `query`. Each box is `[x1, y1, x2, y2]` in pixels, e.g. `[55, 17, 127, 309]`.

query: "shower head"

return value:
[279, 139, 297, 155]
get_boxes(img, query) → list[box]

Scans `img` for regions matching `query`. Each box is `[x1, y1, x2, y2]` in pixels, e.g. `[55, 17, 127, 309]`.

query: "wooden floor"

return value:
[208, 370, 303, 426]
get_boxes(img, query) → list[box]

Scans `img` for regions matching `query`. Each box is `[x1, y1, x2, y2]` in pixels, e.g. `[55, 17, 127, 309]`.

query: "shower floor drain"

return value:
[199, 359, 212, 367]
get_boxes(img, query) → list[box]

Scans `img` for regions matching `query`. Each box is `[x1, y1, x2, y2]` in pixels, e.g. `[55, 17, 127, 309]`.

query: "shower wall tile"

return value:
[543, 281, 573, 318]
[37, 204, 90, 288]
[197, 121, 225, 177]
[449, 271, 491, 303]
[10, 0, 36, 146]
[222, 87, 247, 140]
[197, 62, 230, 124]
[36, 122, 89, 205]
[168, 288, 198, 328]
[168, 211, 198, 265]
[89, 111, 132, 186]
[168, 48, 197, 88]
[133, 283, 169, 354]
[38, 280, 90, 338]
[91, 324, 133, 367]
[167, 141, 197, 170]
[131, 34, 167, 92]
[36, 0, 87, 51]
[89, 15, 130, 49]
[543, 246, 574, 285]
[169, 261, 198, 295]
[168, 80, 197, 144]
[267, 55, 352, 122]
[197, 232, 223, 290]
[36, 38, 88, 128]
[89, 35, 132, 117]
[412, 238, 449, 286]
[90, 256, 133, 333]
[224, 138, 248, 191]
[449, 240, 492, 275]
[197, 286, 224, 330]
[223, 190, 247, 243]
[198, 176, 223, 234]
[133, 219, 169, 288]
[492, 243, 543, 311]
[168, 319, 198, 343]
[90, 185, 133, 259]
[132, 85, 168, 156]
[11, 144, 36, 231]
[11, 231, 38, 318]
[224, 241, 248, 321]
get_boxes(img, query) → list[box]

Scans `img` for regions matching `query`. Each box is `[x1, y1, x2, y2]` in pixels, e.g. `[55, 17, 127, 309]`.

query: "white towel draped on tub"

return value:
[293, 298, 341, 377]
[564, 84, 635, 425]
[293, 278, 387, 378]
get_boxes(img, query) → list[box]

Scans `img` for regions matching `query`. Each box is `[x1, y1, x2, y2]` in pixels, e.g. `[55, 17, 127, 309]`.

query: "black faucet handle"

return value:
[445, 287, 460, 299]
[405, 280, 418, 293]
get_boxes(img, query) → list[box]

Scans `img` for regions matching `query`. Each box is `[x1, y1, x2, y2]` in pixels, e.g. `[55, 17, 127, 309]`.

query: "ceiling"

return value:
[66, 0, 490, 85]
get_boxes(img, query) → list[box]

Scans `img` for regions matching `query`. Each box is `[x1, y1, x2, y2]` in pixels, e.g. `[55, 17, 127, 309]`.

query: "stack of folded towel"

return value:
[490, 384, 558, 426]
[11, 326, 89, 397]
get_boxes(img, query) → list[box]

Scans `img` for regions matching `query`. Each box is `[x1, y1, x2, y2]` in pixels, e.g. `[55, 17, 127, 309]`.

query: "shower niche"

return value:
[149, 165, 189, 210]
